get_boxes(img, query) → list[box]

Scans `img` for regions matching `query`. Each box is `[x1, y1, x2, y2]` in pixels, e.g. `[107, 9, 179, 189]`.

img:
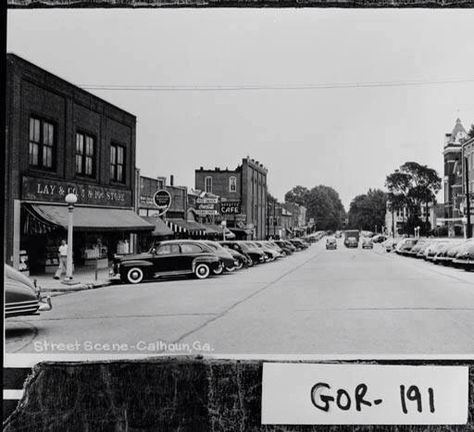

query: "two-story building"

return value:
[195, 157, 268, 239]
[5, 54, 152, 274]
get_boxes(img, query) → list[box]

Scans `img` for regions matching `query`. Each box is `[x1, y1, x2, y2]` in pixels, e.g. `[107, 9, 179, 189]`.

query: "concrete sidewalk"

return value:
[31, 266, 113, 294]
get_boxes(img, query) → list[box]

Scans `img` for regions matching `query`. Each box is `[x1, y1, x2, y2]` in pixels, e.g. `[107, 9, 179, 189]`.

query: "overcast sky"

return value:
[7, 9, 474, 209]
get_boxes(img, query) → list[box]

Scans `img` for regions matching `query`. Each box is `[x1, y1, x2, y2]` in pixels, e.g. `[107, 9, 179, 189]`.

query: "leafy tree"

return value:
[348, 189, 387, 231]
[284, 186, 309, 206]
[468, 124, 474, 139]
[385, 161, 441, 235]
[284, 185, 346, 230]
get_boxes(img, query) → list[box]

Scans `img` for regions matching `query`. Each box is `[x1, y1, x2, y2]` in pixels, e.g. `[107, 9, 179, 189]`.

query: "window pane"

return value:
[86, 137, 94, 156]
[85, 157, 93, 176]
[29, 143, 39, 165]
[29, 118, 35, 141]
[43, 146, 52, 168]
[76, 155, 83, 173]
[117, 165, 123, 182]
[117, 146, 124, 164]
[110, 145, 116, 163]
[110, 164, 116, 180]
[76, 134, 84, 153]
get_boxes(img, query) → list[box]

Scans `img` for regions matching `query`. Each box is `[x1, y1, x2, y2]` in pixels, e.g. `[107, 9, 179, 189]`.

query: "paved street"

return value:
[5, 240, 474, 355]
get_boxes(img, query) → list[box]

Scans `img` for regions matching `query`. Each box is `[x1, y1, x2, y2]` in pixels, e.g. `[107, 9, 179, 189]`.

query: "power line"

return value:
[79, 77, 474, 92]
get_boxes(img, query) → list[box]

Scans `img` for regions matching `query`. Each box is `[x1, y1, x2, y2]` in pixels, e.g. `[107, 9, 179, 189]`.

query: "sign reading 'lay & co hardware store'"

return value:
[261, 363, 468, 425]
[22, 176, 132, 207]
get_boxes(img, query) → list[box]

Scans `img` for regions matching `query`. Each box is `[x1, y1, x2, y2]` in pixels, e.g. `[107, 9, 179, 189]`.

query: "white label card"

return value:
[261, 363, 468, 425]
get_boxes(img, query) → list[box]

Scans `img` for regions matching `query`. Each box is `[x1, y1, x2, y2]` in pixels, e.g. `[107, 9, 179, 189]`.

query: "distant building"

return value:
[461, 135, 474, 234]
[195, 157, 268, 239]
[385, 202, 437, 236]
[443, 118, 467, 235]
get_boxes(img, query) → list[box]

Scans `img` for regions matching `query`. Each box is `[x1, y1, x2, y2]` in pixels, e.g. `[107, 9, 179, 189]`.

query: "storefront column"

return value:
[12, 199, 21, 269]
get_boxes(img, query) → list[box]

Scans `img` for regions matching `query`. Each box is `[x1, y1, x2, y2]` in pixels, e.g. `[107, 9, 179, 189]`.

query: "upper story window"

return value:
[76, 132, 95, 177]
[29, 117, 55, 170]
[110, 143, 125, 183]
[205, 176, 212, 193]
[157, 178, 165, 189]
[229, 176, 237, 192]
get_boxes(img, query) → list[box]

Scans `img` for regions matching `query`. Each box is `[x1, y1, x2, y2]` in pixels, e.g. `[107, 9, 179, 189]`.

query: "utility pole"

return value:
[465, 155, 472, 238]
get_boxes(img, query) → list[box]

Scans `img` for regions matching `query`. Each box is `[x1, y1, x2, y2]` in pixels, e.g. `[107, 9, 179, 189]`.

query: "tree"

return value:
[468, 124, 474, 139]
[284, 186, 309, 206]
[348, 189, 387, 231]
[385, 161, 441, 235]
[284, 185, 346, 230]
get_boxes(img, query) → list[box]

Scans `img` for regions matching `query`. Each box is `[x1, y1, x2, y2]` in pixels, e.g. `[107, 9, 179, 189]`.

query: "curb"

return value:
[41, 280, 112, 293]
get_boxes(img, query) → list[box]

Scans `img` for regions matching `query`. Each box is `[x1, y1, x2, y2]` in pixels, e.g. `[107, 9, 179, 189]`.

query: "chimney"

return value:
[170, 175, 174, 186]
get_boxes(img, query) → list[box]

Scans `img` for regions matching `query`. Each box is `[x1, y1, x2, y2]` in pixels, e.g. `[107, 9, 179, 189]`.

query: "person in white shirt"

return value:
[54, 240, 68, 279]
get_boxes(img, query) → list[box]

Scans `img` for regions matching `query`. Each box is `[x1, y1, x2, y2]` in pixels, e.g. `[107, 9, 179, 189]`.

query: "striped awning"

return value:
[165, 219, 206, 236]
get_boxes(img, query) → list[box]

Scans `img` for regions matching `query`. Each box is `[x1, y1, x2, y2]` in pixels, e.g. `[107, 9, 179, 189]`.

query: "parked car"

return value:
[361, 238, 374, 249]
[452, 241, 474, 271]
[406, 239, 428, 257]
[383, 238, 399, 252]
[423, 241, 448, 261]
[289, 238, 309, 250]
[5, 264, 52, 318]
[395, 238, 418, 256]
[251, 241, 281, 261]
[219, 243, 251, 269]
[371, 234, 387, 243]
[274, 240, 296, 255]
[326, 237, 337, 250]
[112, 240, 222, 283]
[202, 241, 239, 273]
[220, 241, 265, 266]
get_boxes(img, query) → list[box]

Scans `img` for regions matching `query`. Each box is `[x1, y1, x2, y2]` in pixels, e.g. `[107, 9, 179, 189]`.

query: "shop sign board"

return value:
[22, 176, 132, 207]
[220, 200, 241, 215]
[196, 196, 219, 216]
[153, 190, 172, 216]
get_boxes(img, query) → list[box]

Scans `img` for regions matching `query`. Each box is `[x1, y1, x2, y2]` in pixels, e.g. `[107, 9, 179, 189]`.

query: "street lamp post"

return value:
[64, 193, 78, 284]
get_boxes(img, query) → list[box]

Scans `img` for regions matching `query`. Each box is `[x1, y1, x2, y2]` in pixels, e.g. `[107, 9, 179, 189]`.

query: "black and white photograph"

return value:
[3, 6, 474, 430]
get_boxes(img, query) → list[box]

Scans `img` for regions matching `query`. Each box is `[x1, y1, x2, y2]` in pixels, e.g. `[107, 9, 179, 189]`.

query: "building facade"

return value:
[462, 136, 474, 235]
[443, 118, 468, 235]
[5, 54, 152, 274]
[195, 157, 268, 239]
[385, 202, 437, 237]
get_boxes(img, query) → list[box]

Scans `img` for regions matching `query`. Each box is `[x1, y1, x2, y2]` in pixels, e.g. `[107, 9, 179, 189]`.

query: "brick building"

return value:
[4, 54, 152, 274]
[195, 157, 268, 239]
[462, 135, 474, 236]
[443, 118, 467, 236]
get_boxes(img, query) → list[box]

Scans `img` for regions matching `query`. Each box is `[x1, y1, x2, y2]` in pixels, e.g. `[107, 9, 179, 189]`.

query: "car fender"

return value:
[119, 260, 154, 269]
[192, 255, 220, 271]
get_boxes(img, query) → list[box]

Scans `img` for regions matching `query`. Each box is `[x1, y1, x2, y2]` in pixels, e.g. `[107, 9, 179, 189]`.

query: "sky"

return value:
[7, 9, 474, 209]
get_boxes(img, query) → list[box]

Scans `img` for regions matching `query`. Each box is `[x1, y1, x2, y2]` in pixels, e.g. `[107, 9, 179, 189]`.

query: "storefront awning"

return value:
[141, 216, 174, 237]
[202, 223, 236, 239]
[29, 204, 154, 232]
[166, 218, 206, 235]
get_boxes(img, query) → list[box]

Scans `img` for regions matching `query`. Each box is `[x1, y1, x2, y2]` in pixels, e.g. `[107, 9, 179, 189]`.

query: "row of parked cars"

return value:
[383, 237, 474, 272]
[111, 237, 313, 284]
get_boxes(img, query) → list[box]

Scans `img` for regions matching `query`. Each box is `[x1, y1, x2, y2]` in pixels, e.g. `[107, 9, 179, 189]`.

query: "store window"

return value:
[205, 176, 212, 193]
[29, 117, 55, 170]
[229, 176, 237, 192]
[76, 132, 95, 177]
[110, 143, 125, 183]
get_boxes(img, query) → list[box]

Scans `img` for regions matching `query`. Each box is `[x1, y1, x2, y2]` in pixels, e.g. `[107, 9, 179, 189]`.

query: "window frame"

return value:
[110, 143, 126, 184]
[75, 131, 96, 178]
[204, 176, 213, 193]
[229, 176, 237, 193]
[28, 116, 56, 171]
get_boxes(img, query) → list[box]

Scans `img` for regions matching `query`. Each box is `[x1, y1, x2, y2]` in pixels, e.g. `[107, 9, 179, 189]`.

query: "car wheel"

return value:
[225, 266, 236, 273]
[212, 264, 224, 275]
[235, 260, 244, 270]
[126, 267, 144, 284]
[195, 263, 211, 279]
[247, 259, 254, 267]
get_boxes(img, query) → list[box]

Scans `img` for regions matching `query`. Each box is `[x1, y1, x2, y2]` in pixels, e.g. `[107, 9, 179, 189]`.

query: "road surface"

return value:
[6, 240, 474, 355]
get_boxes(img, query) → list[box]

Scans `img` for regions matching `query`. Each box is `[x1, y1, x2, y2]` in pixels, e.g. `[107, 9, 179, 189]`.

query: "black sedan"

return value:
[220, 241, 266, 266]
[5, 264, 52, 318]
[112, 240, 222, 283]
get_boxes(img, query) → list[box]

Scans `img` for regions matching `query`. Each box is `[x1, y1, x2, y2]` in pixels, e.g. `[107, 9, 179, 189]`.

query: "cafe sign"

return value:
[22, 176, 132, 207]
[153, 189, 172, 216]
[220, 200, 241, 215]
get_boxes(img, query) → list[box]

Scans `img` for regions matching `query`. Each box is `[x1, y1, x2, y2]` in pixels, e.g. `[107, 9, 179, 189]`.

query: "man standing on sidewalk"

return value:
[54, 240, 68, 280]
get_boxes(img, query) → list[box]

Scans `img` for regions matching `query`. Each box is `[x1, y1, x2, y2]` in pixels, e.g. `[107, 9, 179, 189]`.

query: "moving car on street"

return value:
[326, 237, 337, 250]
[5, 264, 52, 318]
[344, 230, 360, 248]
[361, 238, 374, 249]
[112, 240, 222, 283]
